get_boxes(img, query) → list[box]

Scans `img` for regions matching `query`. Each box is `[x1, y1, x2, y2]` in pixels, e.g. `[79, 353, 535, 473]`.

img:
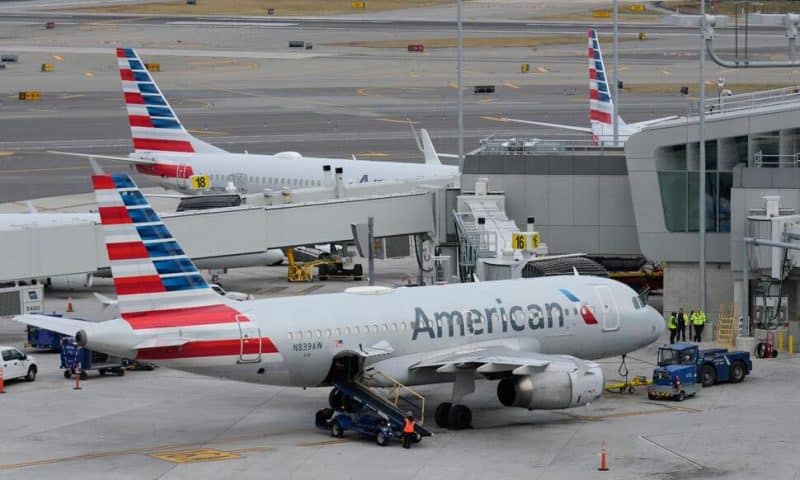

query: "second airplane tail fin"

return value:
[587, 29, 627, 145]
[117, 48, 226, 156]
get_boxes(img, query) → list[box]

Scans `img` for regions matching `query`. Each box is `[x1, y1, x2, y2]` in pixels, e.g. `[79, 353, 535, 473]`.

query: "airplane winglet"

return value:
[573, 267, 580, 276]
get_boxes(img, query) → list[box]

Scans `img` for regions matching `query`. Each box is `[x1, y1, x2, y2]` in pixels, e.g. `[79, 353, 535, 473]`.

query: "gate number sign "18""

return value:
[191, 175, 210, 190]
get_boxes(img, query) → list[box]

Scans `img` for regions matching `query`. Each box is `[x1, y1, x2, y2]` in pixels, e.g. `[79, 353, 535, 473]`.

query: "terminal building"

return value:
[464, 86, 800, 345]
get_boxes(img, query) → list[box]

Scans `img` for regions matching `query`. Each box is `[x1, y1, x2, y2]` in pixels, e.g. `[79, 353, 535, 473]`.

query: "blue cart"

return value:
[27, 325, 67, 352]
[60, 338, 126, 379]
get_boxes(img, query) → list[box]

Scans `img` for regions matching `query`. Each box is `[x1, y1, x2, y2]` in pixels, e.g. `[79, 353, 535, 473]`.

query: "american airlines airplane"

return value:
[501, 29, 677, 147]
[53, 48, 458, 194]
[16, 173, 664, 430]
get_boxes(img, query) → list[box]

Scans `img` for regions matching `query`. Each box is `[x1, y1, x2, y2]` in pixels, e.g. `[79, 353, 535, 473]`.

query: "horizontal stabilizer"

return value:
[14, 314, 89, 337]
[49, 151, 157, 165]
[501, 118, 593, 133]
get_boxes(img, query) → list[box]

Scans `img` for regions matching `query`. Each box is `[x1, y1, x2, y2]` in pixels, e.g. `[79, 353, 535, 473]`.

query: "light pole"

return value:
[613, 0, 619, 147]
[457, 0, 464, 172]
[717, 76, 725, 112]
[699, 0, 708, 316]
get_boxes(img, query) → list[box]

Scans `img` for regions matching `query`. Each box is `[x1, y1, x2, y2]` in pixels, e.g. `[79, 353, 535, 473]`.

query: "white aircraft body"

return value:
[16, 173, 663, 429]
[502, 29, 677, 147]
[53, 48, 458, 194]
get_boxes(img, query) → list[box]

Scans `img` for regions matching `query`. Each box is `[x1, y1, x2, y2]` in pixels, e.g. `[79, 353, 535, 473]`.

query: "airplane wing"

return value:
[410, 345, 596, 376]
[14, 314, 90, 337]
[499, 117, 593, 133]
[48, 150, 157, 165]
[629, 115, 679, 129]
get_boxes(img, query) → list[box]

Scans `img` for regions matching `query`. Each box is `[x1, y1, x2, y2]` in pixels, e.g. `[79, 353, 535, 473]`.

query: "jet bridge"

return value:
[0, 184, 441, 283]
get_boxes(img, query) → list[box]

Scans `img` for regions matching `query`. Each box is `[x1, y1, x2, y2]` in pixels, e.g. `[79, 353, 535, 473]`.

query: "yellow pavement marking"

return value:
[84, 71, 94, 77]
[619, 66, 629, 72]
[376, 118, 417, 125]
[535, 66, 549, 73]
[410, 72, 420, 78]
[481, 115, 509, 122]
[448, 82, 459, 89]
[0, 151, 15, 156]
[296, 439, 351, 447]
[52, 54, 64, 61]
[59, 94, 85, 99]
[187, 128, 227, 136]
[356, 87, 369, 96]
[0, 166, 88, 174]
[355, 152, 389, 157]
[503, 81, 520, 89]
[478, 98, 494, 104]
[660, 69, 672, 76]
[150, 449, 241, 464]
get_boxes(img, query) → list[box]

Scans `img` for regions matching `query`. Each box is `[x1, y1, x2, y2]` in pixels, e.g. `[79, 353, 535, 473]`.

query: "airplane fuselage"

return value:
[85, 276, 662, 388]
[133, 152, 459, 194]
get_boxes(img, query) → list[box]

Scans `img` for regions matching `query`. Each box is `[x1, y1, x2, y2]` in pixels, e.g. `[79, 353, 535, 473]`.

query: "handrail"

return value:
[751, 151, 800, 168]
[694, 84, 800, 116]
[361, 369, 426, 424]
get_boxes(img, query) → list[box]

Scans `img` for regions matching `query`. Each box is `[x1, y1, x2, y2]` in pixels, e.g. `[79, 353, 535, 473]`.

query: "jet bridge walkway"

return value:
[331, 377, 433, 438]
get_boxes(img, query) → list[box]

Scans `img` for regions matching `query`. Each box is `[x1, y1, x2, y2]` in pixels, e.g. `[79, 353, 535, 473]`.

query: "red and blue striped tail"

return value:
[588, 29, 613, 127]
[117, 47, 224, 157]
[93, 173, 240, 329]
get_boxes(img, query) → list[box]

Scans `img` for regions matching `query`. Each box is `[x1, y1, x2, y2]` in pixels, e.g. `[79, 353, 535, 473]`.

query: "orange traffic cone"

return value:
[66, 296, 74, 313]
[0, 366, 5, 394]
[598, 442, 609, 471]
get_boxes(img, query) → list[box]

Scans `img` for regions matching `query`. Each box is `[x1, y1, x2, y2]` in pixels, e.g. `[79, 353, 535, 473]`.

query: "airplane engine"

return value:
[48, 273, 93, 290]
[496, 363, 604, 410]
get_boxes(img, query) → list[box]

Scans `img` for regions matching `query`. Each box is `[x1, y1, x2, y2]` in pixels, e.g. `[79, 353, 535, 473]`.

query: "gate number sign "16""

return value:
[511, 232, 540, 251]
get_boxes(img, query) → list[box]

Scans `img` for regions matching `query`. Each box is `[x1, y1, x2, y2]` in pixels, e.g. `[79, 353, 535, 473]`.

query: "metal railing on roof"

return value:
[475, 137, 617, 156]
[750, 151, 800, 168]
[695, 85, 800, 116]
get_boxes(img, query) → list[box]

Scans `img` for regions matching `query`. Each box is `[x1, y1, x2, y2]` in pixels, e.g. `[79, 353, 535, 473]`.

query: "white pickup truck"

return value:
[1, 346, 37, 382]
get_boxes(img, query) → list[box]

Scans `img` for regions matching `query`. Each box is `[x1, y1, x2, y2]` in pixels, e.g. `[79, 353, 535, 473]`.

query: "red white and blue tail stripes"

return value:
[93, 173, 244, 331]
[117, 48, 197, 156]
[588, 29, 613, 127]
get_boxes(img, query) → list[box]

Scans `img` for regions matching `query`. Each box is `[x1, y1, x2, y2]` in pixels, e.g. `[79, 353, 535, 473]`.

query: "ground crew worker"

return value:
[693, 309, 706, 342]
[677, 308, 687, 342]
[688, 310, 696, 342]
[402, 412, 416, 449]
[668, 312, 678, 344]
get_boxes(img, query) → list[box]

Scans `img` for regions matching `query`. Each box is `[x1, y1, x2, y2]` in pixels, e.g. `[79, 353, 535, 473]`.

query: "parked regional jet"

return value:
[16, 173, 663, 430]
[52, 48, 458, 194]
[501, 29, 677, 147]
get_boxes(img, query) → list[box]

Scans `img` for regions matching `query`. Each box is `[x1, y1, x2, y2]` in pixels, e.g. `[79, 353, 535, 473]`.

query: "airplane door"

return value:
[176, 164, 191, 189]
[593, 285, 620, 332]
[236, 314, 262, 364]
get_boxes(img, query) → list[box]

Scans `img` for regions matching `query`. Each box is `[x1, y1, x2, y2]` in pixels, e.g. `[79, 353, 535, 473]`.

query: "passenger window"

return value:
[381, 324, 387, 332]
[391, 323, 397, 331]
[325, 329, 331, 337]
[400, 322, 407, 331]
[2, 350, 11, 361]
[371, 325, 378, 334]
[315, 330, 321, 338]
[288, 332, 293, 340]
[353, 326, 359, 335]
[296, 331, 302, 339]
[305, 330, 312, 339]
[335, 328, 341, 337]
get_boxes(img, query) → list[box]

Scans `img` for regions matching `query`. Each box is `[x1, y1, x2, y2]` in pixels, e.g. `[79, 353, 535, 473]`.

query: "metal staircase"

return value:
[332, 373, 432, 437]
[716, 304, 737, 347]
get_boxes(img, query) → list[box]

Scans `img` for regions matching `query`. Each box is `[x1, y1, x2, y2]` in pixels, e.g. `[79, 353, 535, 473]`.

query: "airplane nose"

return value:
[648, 306, 665, 342]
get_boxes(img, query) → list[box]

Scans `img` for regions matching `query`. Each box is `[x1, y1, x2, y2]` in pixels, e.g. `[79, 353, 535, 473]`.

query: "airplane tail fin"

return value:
[117, 48, 226, 156]
[420, 128, 442, 166]
[92, 172, 233, 318]
[587, 29, 626, 144]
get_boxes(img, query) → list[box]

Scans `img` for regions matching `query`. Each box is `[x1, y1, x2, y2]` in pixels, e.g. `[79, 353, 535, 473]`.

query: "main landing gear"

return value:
[434, 402, 472, 430]
[433, 371, 475, 430]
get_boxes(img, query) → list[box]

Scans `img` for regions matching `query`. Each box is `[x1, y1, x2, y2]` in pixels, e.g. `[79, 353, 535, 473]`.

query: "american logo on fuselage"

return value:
[558, 288, 599, 325]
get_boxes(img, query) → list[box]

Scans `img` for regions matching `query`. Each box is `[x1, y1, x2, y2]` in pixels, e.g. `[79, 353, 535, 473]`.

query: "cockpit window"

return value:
[631, 291, 649, 309]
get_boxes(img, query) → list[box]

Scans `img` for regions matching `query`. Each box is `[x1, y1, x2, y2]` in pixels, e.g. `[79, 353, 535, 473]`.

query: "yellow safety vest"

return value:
[694, 312, 706, 325]
[668, 315, 677, 330]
